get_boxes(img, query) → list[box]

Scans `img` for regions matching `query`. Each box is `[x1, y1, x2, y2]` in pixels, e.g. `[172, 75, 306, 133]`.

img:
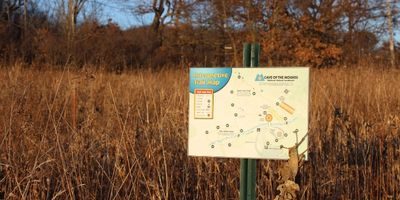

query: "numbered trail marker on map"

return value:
[188, 67, 309, 160]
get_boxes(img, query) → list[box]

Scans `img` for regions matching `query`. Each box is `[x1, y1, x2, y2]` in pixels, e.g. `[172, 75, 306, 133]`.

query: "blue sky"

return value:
[93, 0, 153, 28]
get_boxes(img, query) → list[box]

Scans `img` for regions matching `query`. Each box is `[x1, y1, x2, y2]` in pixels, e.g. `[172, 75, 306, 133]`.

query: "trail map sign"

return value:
[188, 67, 309, 159]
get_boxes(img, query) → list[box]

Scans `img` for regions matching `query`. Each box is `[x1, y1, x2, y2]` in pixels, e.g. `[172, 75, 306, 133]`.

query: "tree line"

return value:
[0, 0, 398, 70]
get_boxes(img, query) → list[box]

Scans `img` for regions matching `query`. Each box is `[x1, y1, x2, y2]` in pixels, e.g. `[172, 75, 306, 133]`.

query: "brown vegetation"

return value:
[0, 65, 399, 199]
[0, 1, 399, 69]
[0, 1, 399, 199]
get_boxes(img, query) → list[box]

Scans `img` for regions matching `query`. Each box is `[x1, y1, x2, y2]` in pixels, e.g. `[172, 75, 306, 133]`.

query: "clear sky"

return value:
[93, 0, 153, 28]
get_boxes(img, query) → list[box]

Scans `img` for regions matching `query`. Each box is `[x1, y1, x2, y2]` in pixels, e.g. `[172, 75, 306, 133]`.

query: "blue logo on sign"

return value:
[255, 74, 265, 81]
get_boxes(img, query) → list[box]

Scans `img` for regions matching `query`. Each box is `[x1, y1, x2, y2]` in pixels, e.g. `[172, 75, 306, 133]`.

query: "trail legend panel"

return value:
[194, 89, 214, 119]
[188, 67, 310, 159]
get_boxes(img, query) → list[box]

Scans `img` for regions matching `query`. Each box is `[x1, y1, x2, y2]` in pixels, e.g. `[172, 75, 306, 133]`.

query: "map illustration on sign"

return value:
[188, 67, 309, 160]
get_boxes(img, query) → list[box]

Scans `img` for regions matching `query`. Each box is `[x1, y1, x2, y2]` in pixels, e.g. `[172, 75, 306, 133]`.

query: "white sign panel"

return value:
[188, 67, 309, 159]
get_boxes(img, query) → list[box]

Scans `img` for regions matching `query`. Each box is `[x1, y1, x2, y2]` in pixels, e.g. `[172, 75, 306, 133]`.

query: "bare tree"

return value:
[133, 0, 178, 64]
[1, 0, 23, 23]
[0, 0, 4, 16]
[68, 0, 87, 33]
[386, 0, 395, 67]
[23, 0, 27, 35]
[66, 0, 87, 58]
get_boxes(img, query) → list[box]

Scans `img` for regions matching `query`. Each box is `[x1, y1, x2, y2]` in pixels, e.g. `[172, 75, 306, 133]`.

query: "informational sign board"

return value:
[188, 67, 309, 159]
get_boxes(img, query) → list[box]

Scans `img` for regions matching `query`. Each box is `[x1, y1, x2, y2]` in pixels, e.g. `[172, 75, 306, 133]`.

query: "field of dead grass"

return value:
[0, 65, 399, 199]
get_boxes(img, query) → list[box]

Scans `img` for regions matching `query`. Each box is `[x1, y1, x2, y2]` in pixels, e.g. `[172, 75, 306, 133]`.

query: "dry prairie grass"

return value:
[0, 65, 399, 199]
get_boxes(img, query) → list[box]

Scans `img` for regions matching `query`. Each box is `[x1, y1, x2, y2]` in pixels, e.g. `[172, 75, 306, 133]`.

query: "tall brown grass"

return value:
[0, 65, 399, 199]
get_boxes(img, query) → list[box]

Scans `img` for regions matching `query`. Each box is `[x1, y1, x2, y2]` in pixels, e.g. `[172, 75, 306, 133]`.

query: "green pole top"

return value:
[243, 43, 251, 67]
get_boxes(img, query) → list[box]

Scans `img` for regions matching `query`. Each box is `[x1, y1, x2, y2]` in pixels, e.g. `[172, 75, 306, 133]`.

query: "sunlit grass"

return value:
[0, 65, 399, 199]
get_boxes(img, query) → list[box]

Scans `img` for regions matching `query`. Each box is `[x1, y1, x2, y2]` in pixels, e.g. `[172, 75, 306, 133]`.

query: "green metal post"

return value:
[247, 159, 257, 200]
[243, 43, 251, 67]
[240, 43, 251, 200]
[247, 43, 259, 200]
[240, 159, 248, 200]
[251, 43, 260, 68]
[240, 43, 259, 200]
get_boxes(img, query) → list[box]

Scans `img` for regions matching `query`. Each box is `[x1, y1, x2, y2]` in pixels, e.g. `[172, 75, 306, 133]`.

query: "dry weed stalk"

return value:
[274, 180, 300, 200]
[71, 79, 77, 132]
[275, 133, 307, 199]
[0, 66, 398, 199]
